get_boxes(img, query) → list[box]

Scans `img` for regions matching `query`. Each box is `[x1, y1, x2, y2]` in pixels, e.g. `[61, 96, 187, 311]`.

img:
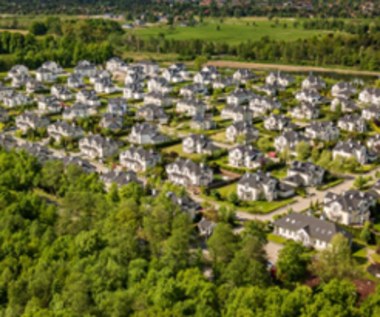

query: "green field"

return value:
[132, 18, 340, 44]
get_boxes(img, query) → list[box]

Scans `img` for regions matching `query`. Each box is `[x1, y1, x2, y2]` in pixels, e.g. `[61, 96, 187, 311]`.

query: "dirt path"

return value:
[207, 60, 380, 77]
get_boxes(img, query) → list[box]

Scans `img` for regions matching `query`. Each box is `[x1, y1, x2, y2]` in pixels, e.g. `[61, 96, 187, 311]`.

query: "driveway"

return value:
[265, 241, 283, 264]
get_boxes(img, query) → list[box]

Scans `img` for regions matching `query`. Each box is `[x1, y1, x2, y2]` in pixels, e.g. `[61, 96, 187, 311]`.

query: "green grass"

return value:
[267, 233, 288, 244]
[209, 182, 296, 214]
[161, 143, 203, 161]
[132, 17, 340, 45]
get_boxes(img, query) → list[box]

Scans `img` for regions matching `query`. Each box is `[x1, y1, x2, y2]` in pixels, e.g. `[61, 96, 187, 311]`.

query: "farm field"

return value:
[132, 17, 345, 44]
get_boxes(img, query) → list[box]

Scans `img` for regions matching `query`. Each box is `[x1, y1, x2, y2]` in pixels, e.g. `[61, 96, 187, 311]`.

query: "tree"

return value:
[276, 241, 309, 283]
[29, 22, 48, 35]
[360, 221, 372, 244]
[353, 175, 370, 190]
[309, 233, 357, 282]
[207, 223, 237, 268]
[194, 55, 208, 70]
[296, 141, 311, 161]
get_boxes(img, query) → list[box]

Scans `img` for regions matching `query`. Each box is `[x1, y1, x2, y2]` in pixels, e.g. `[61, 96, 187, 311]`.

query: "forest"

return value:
[0, 146, 379, 316]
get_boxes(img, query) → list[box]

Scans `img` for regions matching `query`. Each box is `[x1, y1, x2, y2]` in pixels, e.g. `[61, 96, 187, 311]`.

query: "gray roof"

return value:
[274, 213, 347, 243]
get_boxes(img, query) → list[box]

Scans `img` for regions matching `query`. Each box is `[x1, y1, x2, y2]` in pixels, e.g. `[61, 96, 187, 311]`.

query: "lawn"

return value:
[161, 143, 203, 161]
[267, 233, 288, 244]
[211, 182, 296, 214]
[132, 17, 338, 45]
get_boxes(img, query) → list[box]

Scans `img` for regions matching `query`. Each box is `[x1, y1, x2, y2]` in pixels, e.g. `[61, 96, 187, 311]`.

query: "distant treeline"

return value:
[127, 32, 380, 70]
[301, 19, 380, 35]
[0, 19, 122, 70]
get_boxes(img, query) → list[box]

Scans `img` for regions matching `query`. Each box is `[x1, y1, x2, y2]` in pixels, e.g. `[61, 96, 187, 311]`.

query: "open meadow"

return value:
[132, 17, 345, 44]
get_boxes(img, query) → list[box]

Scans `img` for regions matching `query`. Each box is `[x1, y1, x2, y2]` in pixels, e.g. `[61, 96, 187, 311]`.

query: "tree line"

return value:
[126, 31, 380, 71]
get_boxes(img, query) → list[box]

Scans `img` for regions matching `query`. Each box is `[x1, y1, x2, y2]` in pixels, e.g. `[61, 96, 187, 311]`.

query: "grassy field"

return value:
[132, 17, 341, 44]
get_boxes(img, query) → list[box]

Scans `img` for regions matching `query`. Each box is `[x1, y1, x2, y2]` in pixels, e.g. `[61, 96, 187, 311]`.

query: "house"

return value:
[123, 83, 144, 100]
[137, 61, 160, 77]
[255, 84, 278, 97]
[124, 71, 143, 86]
[180, 84, 208, 98]
[333, 140, 369, 164]
[106, 57, 128, 73]
[295, 89, 322, 104]
[47, 121, 84, 141]
[249, 95, 281, 117]
[35, 67, 56, 83]
[0, 85, 14, 99]
[3, 92, 31, 108]
[41, 61, 63, 74]
[359, 87, 380, 105]
[226, 88, 252, 106]
[264, 114, 291, 131]
[79, 134, 119, 159]
[228, 145, 264, 169]
[233, 68, 254, 83]
[176, 99, 207, 116]
[16, 112, 49, 132]
[197, 218, 216, 237]
[0, 134, 17, 150]
[166, 158, 213, 187]
[120, 146, 161, 172]
[74, 60, 97, 77]
[89, 70, 112, 85]
[61, 156, 96, 173]
[99, 113, 123, 131]
[144, 92, 172, 108]
[283, 161, 325, 188]
[323, 190, 376, 225]
[62, 103, 97, 120]
[107, 98, 128, 116]
[166, 191, 201, 220]
[76, 89, 101, 107]
[0, 108, 9, 123]
[302, 74, 326, 91]
[305, 122, 339, 142]
[25, 78, 44, 94]
[337, 114, 366, 133]
[182, 134, 219, 155]
[362, 105, 380, 121]
[51, 85, 73, 101]
[10, 73, 29, 88]
[212, 77, 233, 90]
[226, 121, 259, 143]
[67, 74, 84, 89]
[237, 171, 294, 201]
[274, 131, 308, 155]
[101, 170, 139, 189]
[190, 113, 216, 131]
[265, 72, 294, 88]
[136, 104, 169, 124]
[331, 98, 359, 113]
[128, 123, 168, 145]
[221, 105, 253, 122]
[367, 135, 380, 154]
[8, 65, 29, 79]
[37, 96, 63, 114]
[331, 82, 356, 99]
[290, 102, 320, 120]
[273, 213, 349, 250]
[193, 71, 213, 85]
[163, 64, 189, 83]
[147, 77, 171, 94]
[18, 143, 52, 162]
[94, 77, 116, 94]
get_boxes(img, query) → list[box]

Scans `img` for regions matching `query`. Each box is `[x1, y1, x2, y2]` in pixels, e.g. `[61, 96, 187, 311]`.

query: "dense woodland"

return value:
[0, 147, 379, 316]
